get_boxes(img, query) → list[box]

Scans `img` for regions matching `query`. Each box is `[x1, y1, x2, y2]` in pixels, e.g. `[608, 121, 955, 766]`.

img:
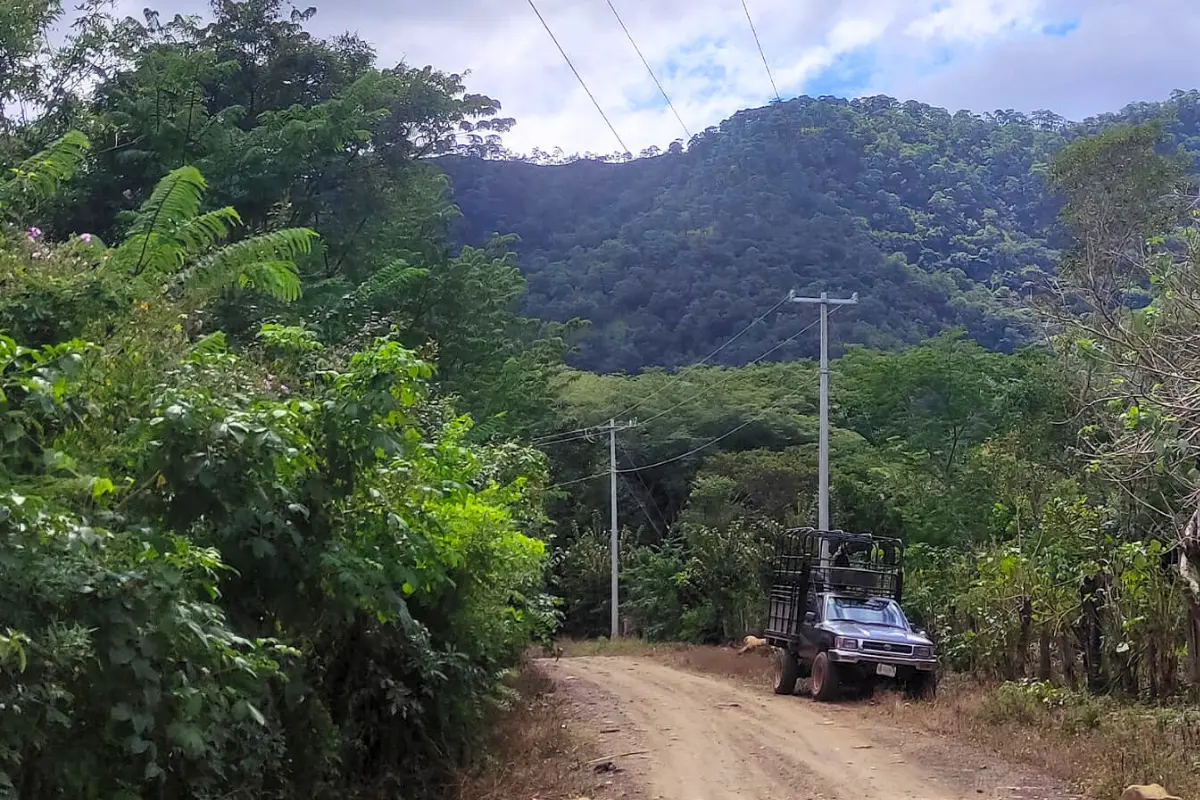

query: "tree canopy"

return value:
[442, 91, 1200, 373]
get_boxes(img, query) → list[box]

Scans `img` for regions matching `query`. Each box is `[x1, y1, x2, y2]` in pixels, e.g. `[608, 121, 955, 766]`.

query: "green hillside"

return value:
[441, 91, 1200, 373]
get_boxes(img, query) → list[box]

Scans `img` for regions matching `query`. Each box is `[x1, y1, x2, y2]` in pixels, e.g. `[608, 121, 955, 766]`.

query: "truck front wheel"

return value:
[773, 649, 800, 695]
[810, 651, 840, 701]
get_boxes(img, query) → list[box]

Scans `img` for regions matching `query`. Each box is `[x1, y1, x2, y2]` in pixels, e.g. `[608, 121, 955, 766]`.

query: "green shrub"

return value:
[0, 153, 555, 798]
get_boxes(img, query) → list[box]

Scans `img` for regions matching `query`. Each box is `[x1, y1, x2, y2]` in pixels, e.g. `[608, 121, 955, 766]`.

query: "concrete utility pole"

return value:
[603, 418, 637, 639]
[788, 291, 858, 534]
[609, 418, 619, 639]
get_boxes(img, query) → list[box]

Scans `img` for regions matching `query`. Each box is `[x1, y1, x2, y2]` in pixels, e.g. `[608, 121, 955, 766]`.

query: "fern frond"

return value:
[302, 276, 355, 307]
[109, 231, 186, 278]
[237, 260, 302, 302]
[0, 131, 90, 215]
[174, 207, 241, 255]
[112, 167, 211, 276]
[349, 260, 429, 310]
[185, 228, 318, 303]
[126, 166, 208, 238]
[187, 331, 229, 359]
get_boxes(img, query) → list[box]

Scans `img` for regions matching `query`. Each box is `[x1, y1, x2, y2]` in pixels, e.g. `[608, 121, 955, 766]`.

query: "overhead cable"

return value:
[526, 0, 631, 155]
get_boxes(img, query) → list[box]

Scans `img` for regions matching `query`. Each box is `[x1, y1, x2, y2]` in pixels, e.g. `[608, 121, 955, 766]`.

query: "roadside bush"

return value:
[0, 144, 554, 798]
[620, 520, 783, 644]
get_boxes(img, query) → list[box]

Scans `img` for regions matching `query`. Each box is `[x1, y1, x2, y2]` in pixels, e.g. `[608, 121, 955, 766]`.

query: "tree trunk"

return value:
[967, 613, 979, 674]
[1178, 508, 1200, 694]
[1037, 623, 1052, 681]
[1186, 597, 1200, 689]
[1160, 633, 1179, 698]
[1148, 640, 1159, 700]
[1121, 652, 1140, 697]
[1016, 597, 1033, 679]
[1060, 631, 1079, 689]
[1081, 575, 1106, 694]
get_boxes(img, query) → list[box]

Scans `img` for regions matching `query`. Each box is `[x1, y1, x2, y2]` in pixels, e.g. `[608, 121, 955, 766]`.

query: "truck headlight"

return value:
[834, 637, 859, 650]
[914, 646, 933, 659]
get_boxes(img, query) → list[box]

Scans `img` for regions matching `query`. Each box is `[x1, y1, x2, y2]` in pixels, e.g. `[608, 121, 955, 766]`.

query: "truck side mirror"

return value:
[804, 611, 817, 624]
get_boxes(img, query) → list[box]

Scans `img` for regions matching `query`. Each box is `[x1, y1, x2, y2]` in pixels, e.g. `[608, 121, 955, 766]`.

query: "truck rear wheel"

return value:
[810, 651, 840, 701]
[773, 649, 800, 695]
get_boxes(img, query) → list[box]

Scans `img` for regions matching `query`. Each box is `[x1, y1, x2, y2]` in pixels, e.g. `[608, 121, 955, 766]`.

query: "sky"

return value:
[108, 0, 1199, 156]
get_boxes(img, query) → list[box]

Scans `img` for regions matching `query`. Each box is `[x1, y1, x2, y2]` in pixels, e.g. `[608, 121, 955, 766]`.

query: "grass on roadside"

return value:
[874, 677, 1200, 800]
[559, 638, 1200, 799]
[451, 662, 609, 800]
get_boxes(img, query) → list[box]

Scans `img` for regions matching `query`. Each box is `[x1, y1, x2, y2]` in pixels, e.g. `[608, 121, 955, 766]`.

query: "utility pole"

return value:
[609, 418, 619, 639]
[601, 418, 637, 639]
[788, 291, 858, 536]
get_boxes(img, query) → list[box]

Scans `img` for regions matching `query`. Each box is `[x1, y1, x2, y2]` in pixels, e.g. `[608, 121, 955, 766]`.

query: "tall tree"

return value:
[1044, 122, 1200, 680]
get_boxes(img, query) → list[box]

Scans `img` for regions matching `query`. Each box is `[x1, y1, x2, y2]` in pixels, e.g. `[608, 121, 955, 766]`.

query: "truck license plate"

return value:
[876, 663, 897, 677]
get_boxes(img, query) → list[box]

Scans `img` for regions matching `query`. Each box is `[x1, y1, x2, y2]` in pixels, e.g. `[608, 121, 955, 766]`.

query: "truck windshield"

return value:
[825, 596, 907, 628]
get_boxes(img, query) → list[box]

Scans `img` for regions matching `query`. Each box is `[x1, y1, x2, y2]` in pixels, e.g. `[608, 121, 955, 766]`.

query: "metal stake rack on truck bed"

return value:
[762, 528, 936, 701]
[766, 528, 904, 645]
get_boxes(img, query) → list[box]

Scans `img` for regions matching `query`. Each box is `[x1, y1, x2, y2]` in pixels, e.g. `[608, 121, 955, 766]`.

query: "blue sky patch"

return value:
[1040, 19, 1080, 37]
[802, 48, 878, 99]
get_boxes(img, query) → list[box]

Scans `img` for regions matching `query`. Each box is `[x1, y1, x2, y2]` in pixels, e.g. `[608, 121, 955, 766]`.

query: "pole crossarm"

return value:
[788, 290, 859, 306]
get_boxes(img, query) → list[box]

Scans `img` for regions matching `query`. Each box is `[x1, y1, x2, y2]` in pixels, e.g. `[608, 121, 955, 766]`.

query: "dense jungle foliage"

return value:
[442, 90, 1200, 373]
[7, 0, 1200, 796]
[0, 1, 565, 797]
[550, 122, 1200, 703]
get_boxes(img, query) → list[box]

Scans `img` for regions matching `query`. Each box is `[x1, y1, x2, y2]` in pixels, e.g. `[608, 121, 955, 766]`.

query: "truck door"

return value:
[797, 590, 822, 663]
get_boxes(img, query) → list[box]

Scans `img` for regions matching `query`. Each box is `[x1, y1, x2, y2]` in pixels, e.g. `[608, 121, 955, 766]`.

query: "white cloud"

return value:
[108, 0, 1199, 154]
[904, 0, 1041, 42]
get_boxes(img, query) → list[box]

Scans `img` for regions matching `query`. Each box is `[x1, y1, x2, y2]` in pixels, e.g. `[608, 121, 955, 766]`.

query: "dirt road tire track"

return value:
[550, 656, 1076, 800]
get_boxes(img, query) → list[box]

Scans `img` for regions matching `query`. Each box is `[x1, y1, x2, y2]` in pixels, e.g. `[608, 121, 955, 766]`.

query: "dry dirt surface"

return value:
[548, 656, 1080, 800]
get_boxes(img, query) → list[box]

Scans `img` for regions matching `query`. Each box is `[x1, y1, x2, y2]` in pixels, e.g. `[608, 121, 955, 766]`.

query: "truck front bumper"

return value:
[828, 648, 936, 672]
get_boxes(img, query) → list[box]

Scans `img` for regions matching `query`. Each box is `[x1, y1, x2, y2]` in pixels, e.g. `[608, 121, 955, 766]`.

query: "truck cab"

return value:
[764, 528, 937, 701]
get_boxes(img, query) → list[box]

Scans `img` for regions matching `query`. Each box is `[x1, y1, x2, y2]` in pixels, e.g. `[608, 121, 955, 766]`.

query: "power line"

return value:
[605, 0, 691, 141]
[740, 0, 780, 101]
[626, 312, 829, 431]
[548, 471, 609, 491]
[541, 306, 840, 476]
[618, 441, 671, 533]
[619, 384, 813, 472]
[613, 292, 794, 421]
[533, 427, 605, 446]
[533, 292, 794, 444]
[526, 0, 630, 156]
[620, 473, 663, 536]
[547, 369, 821, 490]
[543, 305, 848, 489]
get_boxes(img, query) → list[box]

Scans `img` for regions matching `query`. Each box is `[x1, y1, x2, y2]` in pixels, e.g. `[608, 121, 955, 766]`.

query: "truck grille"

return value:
[862, 641, 913, 656]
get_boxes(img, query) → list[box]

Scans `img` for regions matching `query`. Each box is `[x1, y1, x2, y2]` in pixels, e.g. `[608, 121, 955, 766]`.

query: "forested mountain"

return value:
[441, 91, 1200, 373]
[7, 0, 1200, 792]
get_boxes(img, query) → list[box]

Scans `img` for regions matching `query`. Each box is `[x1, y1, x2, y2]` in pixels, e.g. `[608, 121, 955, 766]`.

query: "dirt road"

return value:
[550, 656, 1075, 800]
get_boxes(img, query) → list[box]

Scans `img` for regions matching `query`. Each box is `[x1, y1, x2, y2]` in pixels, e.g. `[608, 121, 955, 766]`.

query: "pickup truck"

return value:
[773, 591, 937, 700]
[763, 528, 938, 701]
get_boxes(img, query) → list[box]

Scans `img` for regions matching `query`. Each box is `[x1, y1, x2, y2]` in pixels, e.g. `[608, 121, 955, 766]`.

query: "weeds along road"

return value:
[550, 656, 1076, 800]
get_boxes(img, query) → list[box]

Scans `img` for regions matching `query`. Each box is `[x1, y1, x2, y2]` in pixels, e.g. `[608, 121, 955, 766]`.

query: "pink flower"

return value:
[26, 227, 41, 241]
[79, 233, 92, 243]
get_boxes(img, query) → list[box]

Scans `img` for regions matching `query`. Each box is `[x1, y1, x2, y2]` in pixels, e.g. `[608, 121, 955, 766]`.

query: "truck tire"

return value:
[810, 651, 840, 701]
[773, 648, 800, 695]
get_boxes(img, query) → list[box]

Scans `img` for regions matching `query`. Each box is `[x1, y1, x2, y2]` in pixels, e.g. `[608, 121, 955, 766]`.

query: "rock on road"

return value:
[549, 656, 1073, 800]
